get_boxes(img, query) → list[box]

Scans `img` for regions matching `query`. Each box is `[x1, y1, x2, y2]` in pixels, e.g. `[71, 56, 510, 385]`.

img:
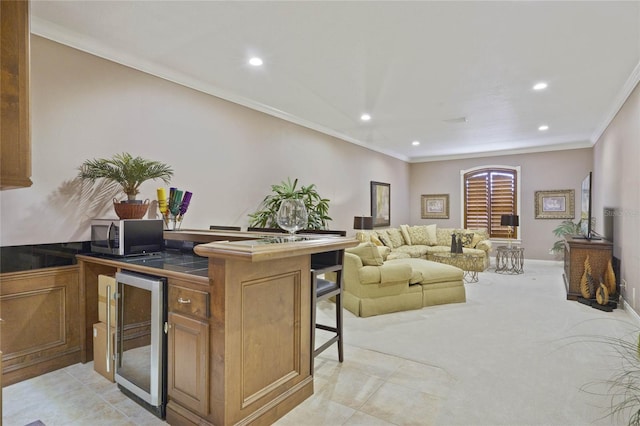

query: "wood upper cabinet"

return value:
[1, 0, 32, 190]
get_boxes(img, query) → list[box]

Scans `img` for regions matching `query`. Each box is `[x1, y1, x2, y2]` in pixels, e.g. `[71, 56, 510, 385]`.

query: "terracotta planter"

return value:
[113, 199, 149, 219]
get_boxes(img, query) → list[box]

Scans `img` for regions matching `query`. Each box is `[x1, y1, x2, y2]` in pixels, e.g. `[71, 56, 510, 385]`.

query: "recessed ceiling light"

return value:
[538, 125, 549, 131]
[249, 57, 263, 66]
[360, 113, 371, 121]
[412, 141, 420, 146]
[443, 116, 467, 124]
[533, 82, 548, 91]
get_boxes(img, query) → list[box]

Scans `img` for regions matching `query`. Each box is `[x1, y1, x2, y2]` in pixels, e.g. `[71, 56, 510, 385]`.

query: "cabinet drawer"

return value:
[169, 285, 209, 319]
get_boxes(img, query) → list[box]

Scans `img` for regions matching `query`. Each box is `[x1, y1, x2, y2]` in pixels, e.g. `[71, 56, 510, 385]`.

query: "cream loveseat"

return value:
[337, 242, 466, 317]
[356, 224, 492, 271]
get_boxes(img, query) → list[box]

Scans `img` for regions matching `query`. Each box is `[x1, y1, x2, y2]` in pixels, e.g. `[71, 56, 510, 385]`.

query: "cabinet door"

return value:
[1, 267, 80, 385]
[1, 0, 32, 189]
[167, 312, 209, 416]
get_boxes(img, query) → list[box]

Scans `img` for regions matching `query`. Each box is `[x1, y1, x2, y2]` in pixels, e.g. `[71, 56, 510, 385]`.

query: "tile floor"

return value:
[2, 343, 424, 426]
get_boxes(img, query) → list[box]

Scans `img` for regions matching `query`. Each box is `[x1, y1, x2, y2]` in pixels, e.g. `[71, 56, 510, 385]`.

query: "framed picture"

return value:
[421, 194, 449, 219]
[535, 189, 575, 219]
[370, 181, 390, 227]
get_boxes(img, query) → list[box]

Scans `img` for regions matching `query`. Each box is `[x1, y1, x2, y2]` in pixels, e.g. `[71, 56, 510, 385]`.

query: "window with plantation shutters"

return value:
[463, 168, 518, 239]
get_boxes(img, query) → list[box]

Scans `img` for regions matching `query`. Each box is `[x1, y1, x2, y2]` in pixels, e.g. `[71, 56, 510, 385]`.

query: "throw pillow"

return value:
[346, 242, 384, 266]
[436, 228, 453, 246]
[386, 228, 405, 248]
[425, 224, 437, 245]
[459, 232, 475, 248]
[399, 224, 412, 245]
[376, 230, 393, 248]
[470, 230, 486, 248]
[408, 225, 430, 245]
[369, 234, 384, 246]
[355, 231, 369, 243]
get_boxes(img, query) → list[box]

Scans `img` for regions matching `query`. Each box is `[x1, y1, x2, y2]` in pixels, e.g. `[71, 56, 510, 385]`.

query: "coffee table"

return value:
[430, 252, 484, 283]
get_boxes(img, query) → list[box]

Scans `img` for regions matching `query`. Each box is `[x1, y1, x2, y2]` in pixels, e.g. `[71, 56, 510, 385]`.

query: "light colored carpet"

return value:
[315, 259, 639, 426]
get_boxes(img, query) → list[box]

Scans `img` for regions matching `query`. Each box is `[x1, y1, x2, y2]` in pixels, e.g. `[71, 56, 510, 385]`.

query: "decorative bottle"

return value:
[450, 233, 457, 253]
[456, 235, 464, 254]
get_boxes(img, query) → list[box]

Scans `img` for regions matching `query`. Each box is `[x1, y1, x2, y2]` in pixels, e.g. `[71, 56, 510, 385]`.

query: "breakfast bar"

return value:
[76, 231, 357, 426]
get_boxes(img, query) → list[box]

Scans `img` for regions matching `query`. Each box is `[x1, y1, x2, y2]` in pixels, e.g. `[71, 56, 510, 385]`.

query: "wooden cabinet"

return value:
[77, 234, 356, 426]
[167, 312, 209, 417]
[167, 279, 210, 418]
[1, 0, 32, 190]
[0, 266, 81, 385]
[563, 235, 613, 300]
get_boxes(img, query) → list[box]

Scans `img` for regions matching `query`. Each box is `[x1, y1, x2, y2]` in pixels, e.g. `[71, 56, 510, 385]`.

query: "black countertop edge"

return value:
[0, 241, 92, 274]
[0, 239, 202, 274]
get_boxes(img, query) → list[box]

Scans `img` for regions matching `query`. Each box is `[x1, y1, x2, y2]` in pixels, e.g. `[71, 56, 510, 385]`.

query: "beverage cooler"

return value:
[112, 271, 168, 418]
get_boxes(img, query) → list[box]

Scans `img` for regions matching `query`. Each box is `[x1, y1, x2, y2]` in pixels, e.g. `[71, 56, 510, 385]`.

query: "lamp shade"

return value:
[500, 214, 519, 227]
[353, 216, 374, 230]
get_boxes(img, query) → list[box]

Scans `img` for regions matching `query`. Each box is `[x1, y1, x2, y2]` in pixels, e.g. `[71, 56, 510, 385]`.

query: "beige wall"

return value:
[0, 36, 410, 246]
[593, 81, 640, 311]
[409, 149, 593, 260]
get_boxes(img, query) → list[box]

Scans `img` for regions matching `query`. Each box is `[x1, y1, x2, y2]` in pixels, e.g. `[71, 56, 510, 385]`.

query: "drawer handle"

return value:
[177, 297, 192, 304]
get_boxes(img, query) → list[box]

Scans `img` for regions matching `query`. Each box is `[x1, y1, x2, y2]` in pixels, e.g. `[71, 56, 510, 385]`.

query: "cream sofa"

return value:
[356, 224, 492, 271]
[336, 242, 466, 317]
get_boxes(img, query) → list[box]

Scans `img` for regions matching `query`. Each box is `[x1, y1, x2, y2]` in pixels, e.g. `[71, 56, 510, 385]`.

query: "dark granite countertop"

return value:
[0, 241, 91, 274]
[80, 250, 209, 278]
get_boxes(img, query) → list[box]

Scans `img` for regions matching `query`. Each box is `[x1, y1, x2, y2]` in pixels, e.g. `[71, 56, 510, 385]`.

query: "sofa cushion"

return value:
[387, 251, 411, 260]
[408, 224, 437, 245]
[358, 263, 412, 285]
[386, 258, 464, 284]
[393, 244, 429, 258]
[347, 242, 384, 266]
[378, 245, 391, 260]
[386, 228, 405, 248]
[400, 224, 412, 245]
[476, 240, 492, 251]
[436, 228, 455, 246]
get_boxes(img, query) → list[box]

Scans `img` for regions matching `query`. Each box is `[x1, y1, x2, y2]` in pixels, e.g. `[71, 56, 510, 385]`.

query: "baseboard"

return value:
[621, 297, 640, 326]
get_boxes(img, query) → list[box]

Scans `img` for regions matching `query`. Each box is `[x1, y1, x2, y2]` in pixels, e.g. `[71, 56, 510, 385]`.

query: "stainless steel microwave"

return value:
[91, 219, 164, 256]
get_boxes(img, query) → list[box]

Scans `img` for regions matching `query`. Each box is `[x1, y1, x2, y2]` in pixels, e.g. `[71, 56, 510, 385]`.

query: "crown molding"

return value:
[409, 140, 593, 163]
[591, 60, 640, 144]
[31, 17, 409, 163]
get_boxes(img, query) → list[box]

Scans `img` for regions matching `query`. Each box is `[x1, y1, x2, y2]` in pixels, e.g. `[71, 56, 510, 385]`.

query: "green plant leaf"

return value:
[78, 152, 173, 199]
[248, 177, 331, 230]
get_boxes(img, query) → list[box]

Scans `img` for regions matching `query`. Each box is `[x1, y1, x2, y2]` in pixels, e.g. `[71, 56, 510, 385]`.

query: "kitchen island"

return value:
[77, 231, 357, 426]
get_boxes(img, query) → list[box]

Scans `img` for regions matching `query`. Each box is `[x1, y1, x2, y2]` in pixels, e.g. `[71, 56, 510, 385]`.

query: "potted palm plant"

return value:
[248, 177, 331, 230]
[79, 152, 173, 219]
[550, 219, 582, 256]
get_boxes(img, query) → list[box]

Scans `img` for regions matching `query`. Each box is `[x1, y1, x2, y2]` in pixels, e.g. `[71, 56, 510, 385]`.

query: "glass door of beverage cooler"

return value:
[114, 271, 167, 418]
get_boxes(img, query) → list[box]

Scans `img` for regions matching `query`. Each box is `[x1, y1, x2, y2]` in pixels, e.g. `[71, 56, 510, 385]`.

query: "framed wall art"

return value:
[534, 189, 575, 219]
[370, 181, 390, 227]
[421, 194, 449, 219]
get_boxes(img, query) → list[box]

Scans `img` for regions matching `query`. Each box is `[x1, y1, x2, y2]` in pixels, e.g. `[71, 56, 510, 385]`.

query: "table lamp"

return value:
[500, 214, 519, 248]
[353, 216, 374, 230]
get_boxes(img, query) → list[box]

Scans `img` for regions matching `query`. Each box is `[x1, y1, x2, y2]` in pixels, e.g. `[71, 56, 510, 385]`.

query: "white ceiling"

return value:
[31, 1, 640, 162]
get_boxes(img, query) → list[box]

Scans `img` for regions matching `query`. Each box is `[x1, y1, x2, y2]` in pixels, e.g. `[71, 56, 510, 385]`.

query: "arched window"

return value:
[463, 167, 519, 239]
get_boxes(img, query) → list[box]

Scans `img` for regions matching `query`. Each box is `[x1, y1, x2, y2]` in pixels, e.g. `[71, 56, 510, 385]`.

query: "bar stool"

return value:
[310, 257, 344, 370]
[307, 230, 346, 371]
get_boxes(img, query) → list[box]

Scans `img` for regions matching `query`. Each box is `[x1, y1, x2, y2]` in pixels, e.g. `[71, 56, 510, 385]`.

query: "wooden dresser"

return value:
[563, 235, 613, 300]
